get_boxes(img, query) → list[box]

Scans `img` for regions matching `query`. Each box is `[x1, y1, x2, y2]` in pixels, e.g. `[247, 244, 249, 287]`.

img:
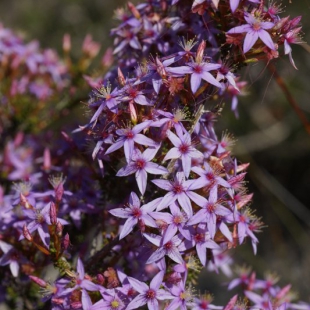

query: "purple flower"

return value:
[20, 202, 69, 247]
[167, 60, 222, 94]
[105, 120, 157, 162]
[187, 187, 231, 239]
[164, 130, 203, 178]
[116, 147, 167, 195]
[166, 280, 192, 310]
[143, 232, 184, 264]
[109, 192, 158, 239]
[227, 13, 275, 53]
[230, 0, 260, 13]
[90, 289, 125, 310]
[59, 258, 99, 309]
[152, 172, 205, 217]
[0, 241, 20, 277]
[126, 271, 173, 310]
[150, 201, 190, 244]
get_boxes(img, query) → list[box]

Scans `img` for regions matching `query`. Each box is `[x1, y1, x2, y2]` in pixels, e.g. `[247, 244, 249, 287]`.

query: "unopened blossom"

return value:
[116, 147, 167, 195]
[227, 13, 275, 53]
[126, 271, 174, 310]
[109, 192, 158, 239]
[164, 130, 203, 178]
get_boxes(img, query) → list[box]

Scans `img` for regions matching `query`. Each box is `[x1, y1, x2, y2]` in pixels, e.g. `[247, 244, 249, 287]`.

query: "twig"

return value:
[267, 62, 310, 136]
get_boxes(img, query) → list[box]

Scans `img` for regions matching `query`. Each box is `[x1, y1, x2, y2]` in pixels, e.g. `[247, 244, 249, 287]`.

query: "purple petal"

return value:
[134, 134, 157, 147]
[146, 247, 166, 264]
[133, 121, 152, 133]
[105, 138, 125, 155]
[150, 211, 173, 223]
[143, 147, 159, 161]
[258, 29, 275, 50]
[162, 225, 178, 244]
[124, 139, 135, 162]
[143, 233, 161, 247]
[128, 278, 149, 294]
[126, 294, 147, 310]
[134, 94, 152, 106]
[145, 162, 168, 175]
[157, 289, 174, 300]
[260, 21, 275, 30]
[130, 192, 140, 207]
[150, 271, 165, 290]
[167, 247, 184, 264]
[136, 169, 147, 195]
[141, 197, 162, 212]
[152, 179, 172, 191]
[164, 147, 181, 161]
[77, 258, 85, 279]
[196, 243, 207, 266]
[166, 130, 181, 147]
[177, 192, 193, 217]
[181, 154, 191, 178]
[109, 208, 131, 219]
[147, 299, 159, 310]
[10, 261, 19, 277]
[119, 217, 138, 239]
[116, 164, 137, 176]
[166, 299, 181, 310]
[186, 190, 207, 206]
[190, 73, 202, 93]
[243, 31, 259, 53]
[201, 71, 222, 88]
[219, 222, 233, 242]
[167, 66, 193, 76]
[157, 192, 177, 211]
[227, 24, 251, 34]
[230, 0, 240, 12]
[82, 279, 100, 291]
[141, 214, 157, 228]
[187, 209, 207, 225]
[82, 290, 92, 310]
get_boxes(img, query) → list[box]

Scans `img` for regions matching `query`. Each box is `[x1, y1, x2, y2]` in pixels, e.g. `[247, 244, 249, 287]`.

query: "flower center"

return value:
[206, 172, 214, 181]
[252, 22, 261, 31]
[131, 207, 142, 218]
[206, 203, 215, 213]
[164, 241, 173, 251]
[193, 64, 202, 74]
[36, 212, 45, 224]
[173, 183, 184, 194]
[179, 143, 189, 154]
[111, 300, 120, 309]
[173, 214, 184, 225]
[194, 233, 204, 244]
[126, 130, 134, 139]
[135, 159, 146, 170]
[145, 289, 156, 300]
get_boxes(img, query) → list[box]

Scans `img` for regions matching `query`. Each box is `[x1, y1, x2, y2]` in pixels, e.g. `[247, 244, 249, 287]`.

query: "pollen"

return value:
[145, 289, 156, 300]
[111, 300, 120, 308]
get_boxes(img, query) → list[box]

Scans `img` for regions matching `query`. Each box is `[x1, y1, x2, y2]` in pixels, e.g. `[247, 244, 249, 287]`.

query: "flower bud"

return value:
[63, 34, 71, 53]
[196, 40, 206, 64]
[101, 48, 113, 68]
[62, 233, 70, 250]
[50, 202, 57, 225]
[129, 101, 137, 124]
[20, 193, 32, 209]
[43, 148, 51, 172]
[23, 224, 33, 241]
[118, 67, 126, 86]
[56, 222, 63, 237]
[29, 275, 47, 288]
[128, 2, 141, 19]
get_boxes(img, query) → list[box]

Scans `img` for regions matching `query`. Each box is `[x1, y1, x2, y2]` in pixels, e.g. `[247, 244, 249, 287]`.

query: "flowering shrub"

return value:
[0, 0, 308, 309]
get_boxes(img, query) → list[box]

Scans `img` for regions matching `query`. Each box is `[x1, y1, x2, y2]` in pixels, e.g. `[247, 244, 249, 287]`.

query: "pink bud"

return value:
[97, 274, 105, 285]
[43, 148, 51, 172]
[196, 41, 206, 63]
[101, 48, 113, 68]
[55, 183, 64, 202]
[223, 295, 238, 310]
[82, 34, 101, 58]
[63, 34, 71, 53]
[129, 101, 137, 124]
[62, 233, 70, 250]
[128, 2, 141, 19]
[20, 193, 32, 209]
[118, 67, 126, 86]
[23, 224, 32, 241]
[29, 275, 47, 288]
[56, 222, 63, 236]
[50, 202, 57, 225]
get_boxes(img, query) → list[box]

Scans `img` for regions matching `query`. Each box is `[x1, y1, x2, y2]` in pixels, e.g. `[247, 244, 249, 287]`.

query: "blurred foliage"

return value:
[0, 0, 309, 303]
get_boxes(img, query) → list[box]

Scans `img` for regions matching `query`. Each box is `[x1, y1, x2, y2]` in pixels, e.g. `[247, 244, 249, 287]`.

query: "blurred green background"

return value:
[1, 0, 310, 303]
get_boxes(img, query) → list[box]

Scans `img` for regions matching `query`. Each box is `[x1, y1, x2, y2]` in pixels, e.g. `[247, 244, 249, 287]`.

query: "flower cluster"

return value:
[0, 0, 308, 309]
